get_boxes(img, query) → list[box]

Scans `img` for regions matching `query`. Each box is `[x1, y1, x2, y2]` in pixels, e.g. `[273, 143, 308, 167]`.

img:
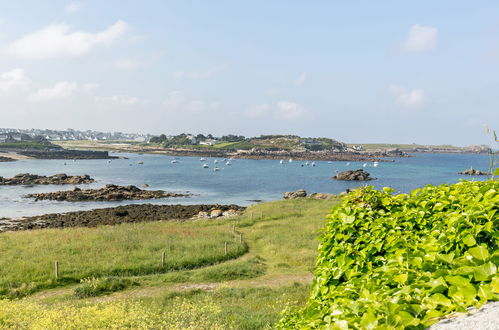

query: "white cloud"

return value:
[0, 68, 30, 92]
[275, 101, 306, 120]
[96, 94, 142, 106]
[6, 20, 127, 59]
[113, 58, 145, 70]
[402, 24, 438, 53]
[389, 85, 427, 107]
[295, 72, 307, 85]
[244, 104, 270, 118]
[29, 81, 79, 102]
[243, 101, 306, 121]
[65, 2, 82, 14]
[163, 91, 219, 113]
[174, 65, 226, 79]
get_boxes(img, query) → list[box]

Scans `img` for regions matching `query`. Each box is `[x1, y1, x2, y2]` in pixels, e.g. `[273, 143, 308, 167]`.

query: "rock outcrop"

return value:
[283, 189, 307, 199]
[0, 204, 246, 232]
[25, 184, 190, 201]
[193, 208, 240, 219]
[458, 167, 490, 175]
[0, 173, 94, 185]
[333, 169, 376, 181]
[0, 156, 15, 162]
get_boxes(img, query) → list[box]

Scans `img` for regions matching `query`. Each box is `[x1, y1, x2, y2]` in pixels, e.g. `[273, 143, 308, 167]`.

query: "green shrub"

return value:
[74, 277, 138, 298]
[278, 180, 498, 329]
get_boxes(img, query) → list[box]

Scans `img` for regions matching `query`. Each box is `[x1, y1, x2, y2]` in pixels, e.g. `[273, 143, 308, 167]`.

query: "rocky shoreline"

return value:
[135, 147, 406, 162]
[25, 184, 190, 201]
[0, 173, 94, 185]
[0, 203, 245, 232]
[0, 156, 15, 162]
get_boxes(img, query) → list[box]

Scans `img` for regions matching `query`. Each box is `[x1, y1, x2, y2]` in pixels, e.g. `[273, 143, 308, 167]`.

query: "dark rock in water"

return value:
[0, 204, 246, 232]
[333, 169, 376, 181]
[0, 173, 94, 185]
[0, 156, 15, 162]
[24, 184, 190, 202]
[283, 189, 307, 199]
[458, 167, 490, 176]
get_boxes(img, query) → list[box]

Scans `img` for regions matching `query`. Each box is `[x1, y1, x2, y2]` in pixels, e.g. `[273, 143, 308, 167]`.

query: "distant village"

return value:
[0, 128, 152, 143]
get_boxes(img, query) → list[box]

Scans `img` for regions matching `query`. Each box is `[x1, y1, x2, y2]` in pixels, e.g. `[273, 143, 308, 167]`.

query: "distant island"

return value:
[0, 132, 116, 161]
[0, 128, 491, 162]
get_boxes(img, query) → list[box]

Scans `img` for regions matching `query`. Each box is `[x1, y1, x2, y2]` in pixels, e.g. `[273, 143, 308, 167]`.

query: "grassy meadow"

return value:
[0, 197, 341, 329]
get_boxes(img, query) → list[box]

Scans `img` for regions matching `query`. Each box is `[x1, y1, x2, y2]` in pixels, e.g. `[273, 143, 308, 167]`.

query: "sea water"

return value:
[0, 152, 491, 217]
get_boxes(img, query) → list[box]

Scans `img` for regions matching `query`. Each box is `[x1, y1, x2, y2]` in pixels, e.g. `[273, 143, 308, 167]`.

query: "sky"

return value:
[0, 1, 498, 146]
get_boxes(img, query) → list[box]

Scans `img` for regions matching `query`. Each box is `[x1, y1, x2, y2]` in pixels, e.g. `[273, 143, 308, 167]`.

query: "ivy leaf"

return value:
[359, 311, 378, 329]
[474, 262, 497, 281]
[468, 246, 490, 262]
[462, 234, 476, 247]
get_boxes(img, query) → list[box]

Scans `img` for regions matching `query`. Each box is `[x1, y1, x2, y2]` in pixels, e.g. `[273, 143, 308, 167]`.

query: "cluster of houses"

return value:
[0, 128, 152, 143]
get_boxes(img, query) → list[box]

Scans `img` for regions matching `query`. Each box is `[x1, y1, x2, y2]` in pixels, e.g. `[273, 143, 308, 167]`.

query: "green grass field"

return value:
[0, 221, 246, 298]
[0, 197, 340, 329]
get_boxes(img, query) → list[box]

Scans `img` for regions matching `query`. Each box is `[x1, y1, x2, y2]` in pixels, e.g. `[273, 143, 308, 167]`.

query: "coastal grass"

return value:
[0, 197, 341, 328]
[0, 220, 246, 298]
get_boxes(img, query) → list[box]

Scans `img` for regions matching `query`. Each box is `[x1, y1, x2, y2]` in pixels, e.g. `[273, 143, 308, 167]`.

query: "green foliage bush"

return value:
[278, 180, 498, 329]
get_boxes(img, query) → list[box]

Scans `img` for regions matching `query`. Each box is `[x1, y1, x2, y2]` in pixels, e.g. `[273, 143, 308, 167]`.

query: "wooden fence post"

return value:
[239, 232, 243, 244]
[161, 252, 166, 267]
[55, 261, 59, 279]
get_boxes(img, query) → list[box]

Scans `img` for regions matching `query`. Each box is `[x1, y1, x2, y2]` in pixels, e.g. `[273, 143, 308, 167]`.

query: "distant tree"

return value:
[149, 134, 167, 144]
[221, 134, 246, 142]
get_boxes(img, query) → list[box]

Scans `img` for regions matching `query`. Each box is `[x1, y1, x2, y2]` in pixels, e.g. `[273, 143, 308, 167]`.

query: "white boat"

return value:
[373, 161, 379, 167]
[225, 161, 232, 166]
[171, 160, 179, 164]
[305, 161, 310, 166]
[327, 161, 333, 164]
[200, 158, 206, 161]
[203, 163, 209, 168]
[288, 158, 292, 163]
[214, 159, 218, 163]
[346, 162, 350, 166]
[363, 163, 367, 167]
[279, 160, 284, 164]
[213, 167, 221, 171]
[311, 162, 316, 167]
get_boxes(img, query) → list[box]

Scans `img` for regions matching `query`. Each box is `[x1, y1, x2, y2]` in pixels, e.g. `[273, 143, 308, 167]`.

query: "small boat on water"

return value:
[171, 159, 179, 164]
[137, 161, 144, 165]
[373, 161, 379, 167]
[305, 161, 310, 166]
[346, 162, 350, 166]
[225, 161, 232, 166]
[279, 160, 284, 164]
[214, 159, 219, 164]
[311, 162, 316, 167]
[288, 158, 292, 163]
[363, 163, 367, 167]
[203, 163, 209, 168]
[213, 167, 221, 171]
[200, 158, 206, 161]
[327, 161, 333, 164]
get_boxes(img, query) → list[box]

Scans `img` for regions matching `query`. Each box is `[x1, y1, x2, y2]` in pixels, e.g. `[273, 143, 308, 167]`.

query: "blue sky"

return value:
[0, 1, 498, 145]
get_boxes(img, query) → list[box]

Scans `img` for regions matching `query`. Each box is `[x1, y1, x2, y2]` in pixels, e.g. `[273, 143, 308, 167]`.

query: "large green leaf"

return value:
[474, 262, 497, 281]
[469, 246, 490, 262]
